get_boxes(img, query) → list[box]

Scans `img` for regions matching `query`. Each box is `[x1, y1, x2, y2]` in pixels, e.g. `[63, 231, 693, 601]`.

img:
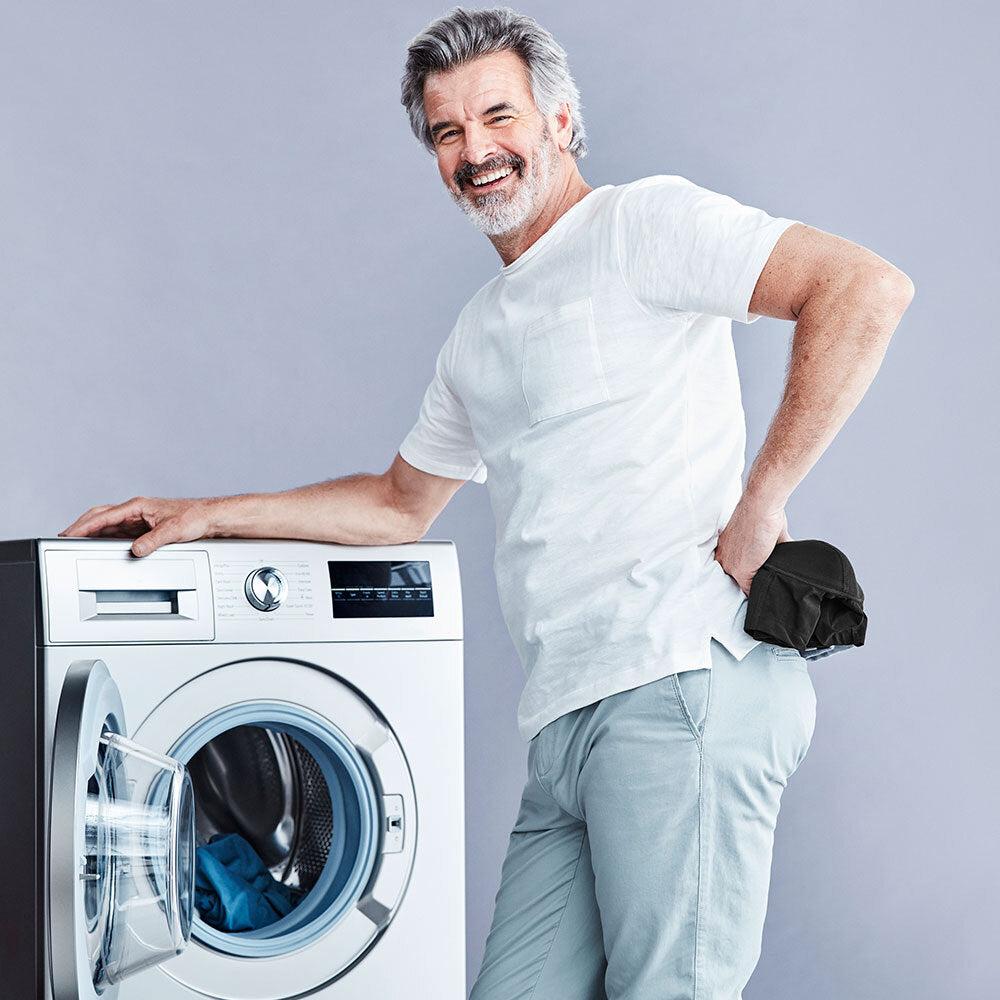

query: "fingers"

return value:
[133, 508, 210, 555]
[59, 497, 210, 557]
[95, 523, 144, 538]
[131, 521, 183, 557]
[60, 499, 149, 539]
[59, 504, 116, 537]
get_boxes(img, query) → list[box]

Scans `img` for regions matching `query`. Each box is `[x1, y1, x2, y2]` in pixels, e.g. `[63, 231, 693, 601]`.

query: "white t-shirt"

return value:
[399, 175, 799, 742]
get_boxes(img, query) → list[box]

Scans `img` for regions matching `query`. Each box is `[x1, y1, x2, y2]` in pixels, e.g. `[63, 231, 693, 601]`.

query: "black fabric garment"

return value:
[743, 539, 867, 652]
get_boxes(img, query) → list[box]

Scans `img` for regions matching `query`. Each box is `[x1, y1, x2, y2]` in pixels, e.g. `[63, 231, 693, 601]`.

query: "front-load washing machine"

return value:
[0, 538, 466, 999]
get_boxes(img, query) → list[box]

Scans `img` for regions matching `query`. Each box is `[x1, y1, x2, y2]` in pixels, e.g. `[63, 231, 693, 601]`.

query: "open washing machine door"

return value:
[49, 659, 196, 1000]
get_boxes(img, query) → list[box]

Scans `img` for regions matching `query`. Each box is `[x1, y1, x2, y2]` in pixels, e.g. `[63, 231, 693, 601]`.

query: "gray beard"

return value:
[450, 132, 558, 237]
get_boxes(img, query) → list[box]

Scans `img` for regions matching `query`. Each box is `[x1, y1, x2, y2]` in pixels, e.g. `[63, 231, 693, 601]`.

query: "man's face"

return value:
[423, 50, 562, 236]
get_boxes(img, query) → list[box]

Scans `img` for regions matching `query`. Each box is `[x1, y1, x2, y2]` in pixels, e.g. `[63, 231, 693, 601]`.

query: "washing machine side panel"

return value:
[0, 549, 45, 1000]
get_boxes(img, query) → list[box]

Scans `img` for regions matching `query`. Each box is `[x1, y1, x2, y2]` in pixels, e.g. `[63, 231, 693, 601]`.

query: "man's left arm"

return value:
[714, 222, 915, 595]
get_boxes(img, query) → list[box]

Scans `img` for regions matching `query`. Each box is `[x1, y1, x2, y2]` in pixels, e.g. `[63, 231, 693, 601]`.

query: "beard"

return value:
[448, 124, 559, 237]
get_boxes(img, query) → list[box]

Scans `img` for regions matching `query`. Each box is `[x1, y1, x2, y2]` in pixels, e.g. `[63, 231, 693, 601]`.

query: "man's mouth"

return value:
[470, 165, 515, 188]
[460, 163, 519, 194]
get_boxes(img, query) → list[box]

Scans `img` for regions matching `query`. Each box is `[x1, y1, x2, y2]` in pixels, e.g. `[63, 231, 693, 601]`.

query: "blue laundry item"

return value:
[194, 833, 298, 932]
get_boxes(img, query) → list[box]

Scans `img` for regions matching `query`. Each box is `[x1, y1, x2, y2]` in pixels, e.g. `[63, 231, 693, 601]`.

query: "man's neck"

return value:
[489, 164, 593, 267]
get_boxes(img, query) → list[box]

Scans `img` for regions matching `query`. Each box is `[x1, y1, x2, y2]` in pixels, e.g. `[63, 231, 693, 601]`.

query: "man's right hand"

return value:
[59, 496, 218, 557]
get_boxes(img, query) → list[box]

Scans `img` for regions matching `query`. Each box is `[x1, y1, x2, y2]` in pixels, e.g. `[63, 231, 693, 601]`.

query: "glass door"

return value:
[49, 659, 195, 999]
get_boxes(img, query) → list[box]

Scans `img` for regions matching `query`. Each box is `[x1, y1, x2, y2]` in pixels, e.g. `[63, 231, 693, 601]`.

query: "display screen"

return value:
[328, 560, 433, 618]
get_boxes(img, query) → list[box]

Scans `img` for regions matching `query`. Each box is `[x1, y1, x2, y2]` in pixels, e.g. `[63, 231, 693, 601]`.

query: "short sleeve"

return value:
[616, 175, 799, 324]
[398, 334, 487, 484]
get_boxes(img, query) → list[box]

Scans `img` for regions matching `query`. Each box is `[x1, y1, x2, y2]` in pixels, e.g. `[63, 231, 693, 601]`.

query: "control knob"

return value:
[245, 567, 287, 612]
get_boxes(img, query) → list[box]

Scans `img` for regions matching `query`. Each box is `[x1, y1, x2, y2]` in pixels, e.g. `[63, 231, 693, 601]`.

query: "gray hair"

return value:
[401, 7, 588, 159]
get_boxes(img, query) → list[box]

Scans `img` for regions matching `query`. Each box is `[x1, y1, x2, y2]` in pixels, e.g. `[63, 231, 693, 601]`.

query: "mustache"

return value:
[454, 154, 524, 188]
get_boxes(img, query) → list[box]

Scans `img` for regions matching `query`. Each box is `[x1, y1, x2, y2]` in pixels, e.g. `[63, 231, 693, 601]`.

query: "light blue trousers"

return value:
[469, 639, 817, 1000]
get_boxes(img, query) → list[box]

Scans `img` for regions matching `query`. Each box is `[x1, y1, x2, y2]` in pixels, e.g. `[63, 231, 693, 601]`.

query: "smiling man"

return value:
[422, 46, 575, 257]
[62, 7, 914, 999]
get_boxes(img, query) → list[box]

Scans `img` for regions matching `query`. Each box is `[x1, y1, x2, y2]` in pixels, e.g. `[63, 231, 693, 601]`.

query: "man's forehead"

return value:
[423, 51, 534, 120]
[425, 86, 522, 121]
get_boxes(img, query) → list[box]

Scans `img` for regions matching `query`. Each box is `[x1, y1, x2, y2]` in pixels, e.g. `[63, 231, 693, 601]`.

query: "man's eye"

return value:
[490, 116, 512, 124]
[438, 130, 460, 142]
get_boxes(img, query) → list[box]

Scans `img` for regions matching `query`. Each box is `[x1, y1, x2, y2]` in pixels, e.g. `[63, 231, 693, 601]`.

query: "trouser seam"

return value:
[526, 830, 588, 1000]
[673, 668, 710, 999]
[693, 668, 711, 1000]
[693, 741, 704, 1000]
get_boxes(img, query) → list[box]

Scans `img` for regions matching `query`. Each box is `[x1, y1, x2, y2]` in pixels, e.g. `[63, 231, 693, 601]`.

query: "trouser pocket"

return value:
[672, 668, 711, 747]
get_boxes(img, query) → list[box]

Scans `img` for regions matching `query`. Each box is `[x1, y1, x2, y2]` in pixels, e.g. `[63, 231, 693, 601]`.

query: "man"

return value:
[62, 7, 914, 999]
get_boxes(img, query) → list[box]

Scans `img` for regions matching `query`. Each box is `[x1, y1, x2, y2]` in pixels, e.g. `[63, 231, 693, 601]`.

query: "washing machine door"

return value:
[49, 659, 196, 1000]
[131, 657, 419, 1000]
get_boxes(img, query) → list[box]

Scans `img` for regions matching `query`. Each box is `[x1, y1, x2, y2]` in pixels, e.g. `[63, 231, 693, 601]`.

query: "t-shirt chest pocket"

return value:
[520, 296, 610, 426]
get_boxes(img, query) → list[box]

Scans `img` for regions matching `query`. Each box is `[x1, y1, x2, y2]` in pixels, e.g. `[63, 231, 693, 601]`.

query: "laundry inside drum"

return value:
[186, 725, 335, 933]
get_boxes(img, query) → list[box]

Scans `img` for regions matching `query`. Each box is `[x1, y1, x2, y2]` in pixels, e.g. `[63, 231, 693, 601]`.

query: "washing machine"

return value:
[0, 537, 466, 999]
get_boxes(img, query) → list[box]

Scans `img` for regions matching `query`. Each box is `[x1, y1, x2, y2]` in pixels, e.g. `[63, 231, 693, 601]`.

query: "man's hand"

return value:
[714, 494, 793, 596]
[59, 497, 217, 556]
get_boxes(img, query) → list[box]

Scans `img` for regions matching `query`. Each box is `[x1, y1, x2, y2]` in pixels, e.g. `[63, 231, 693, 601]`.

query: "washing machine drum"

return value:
[187, 725, 336, 915]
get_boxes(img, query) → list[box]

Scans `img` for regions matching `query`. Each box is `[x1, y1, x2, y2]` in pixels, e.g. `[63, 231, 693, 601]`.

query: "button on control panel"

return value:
[244, 566, 288, 612]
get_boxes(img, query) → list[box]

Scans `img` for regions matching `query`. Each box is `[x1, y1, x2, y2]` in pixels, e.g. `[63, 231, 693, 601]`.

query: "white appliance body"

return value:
[0, 538, 466, 1000]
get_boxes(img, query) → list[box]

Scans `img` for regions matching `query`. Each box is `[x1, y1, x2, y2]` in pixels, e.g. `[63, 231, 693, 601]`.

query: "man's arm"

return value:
[59, 453, 465, 556]
[714, 222, 914, 594]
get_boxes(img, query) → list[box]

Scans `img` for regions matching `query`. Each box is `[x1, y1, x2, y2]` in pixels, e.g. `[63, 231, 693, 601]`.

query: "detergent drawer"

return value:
[43, 548, 214, 643]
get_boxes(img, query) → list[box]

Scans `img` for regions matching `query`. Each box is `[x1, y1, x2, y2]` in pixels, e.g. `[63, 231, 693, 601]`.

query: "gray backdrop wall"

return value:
[2, 1, 996, 997]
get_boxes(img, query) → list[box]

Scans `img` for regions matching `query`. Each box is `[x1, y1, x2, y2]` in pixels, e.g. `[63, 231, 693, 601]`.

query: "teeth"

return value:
[471, 166, 513, 186]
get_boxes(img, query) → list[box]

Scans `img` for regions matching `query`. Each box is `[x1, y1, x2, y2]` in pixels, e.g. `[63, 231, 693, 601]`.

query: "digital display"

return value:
[328, 560, 433, 618]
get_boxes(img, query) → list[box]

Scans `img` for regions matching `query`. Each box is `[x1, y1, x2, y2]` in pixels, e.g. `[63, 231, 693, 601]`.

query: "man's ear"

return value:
[552, 101, 573, 151]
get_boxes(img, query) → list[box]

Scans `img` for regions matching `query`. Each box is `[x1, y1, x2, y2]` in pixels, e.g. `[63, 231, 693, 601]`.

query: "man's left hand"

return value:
[714, 495, 792, 597]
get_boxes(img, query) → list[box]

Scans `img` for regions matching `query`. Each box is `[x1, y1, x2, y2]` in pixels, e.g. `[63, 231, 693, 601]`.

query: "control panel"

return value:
[37, 539, 463, 644]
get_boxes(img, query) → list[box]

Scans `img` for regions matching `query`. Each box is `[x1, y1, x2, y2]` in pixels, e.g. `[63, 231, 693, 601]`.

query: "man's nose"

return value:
[462, 122, 499, 166]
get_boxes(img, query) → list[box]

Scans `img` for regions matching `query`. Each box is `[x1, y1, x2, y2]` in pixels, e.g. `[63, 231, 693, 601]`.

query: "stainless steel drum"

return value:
[186, 725, 334, 898]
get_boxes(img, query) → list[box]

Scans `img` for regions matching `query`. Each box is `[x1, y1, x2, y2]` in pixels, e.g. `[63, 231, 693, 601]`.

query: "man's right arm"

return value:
[58, 453, 466, 556]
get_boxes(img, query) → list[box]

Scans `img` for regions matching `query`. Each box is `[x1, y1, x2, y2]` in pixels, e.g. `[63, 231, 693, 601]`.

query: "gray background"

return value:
[2, 1, 996, 996]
